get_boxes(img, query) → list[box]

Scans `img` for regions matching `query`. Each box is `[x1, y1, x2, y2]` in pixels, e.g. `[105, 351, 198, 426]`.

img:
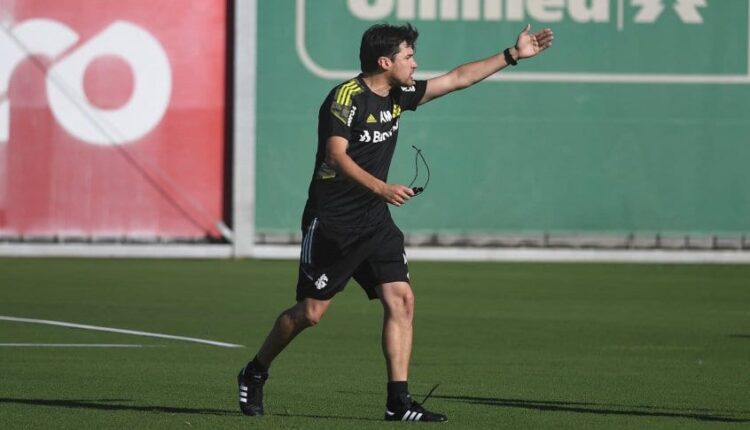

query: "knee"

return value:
[301, 309, 323, 327]
[383, 283, 415, 321]
[284, 304, 324, 328]
[406, 295, 415, 321]
[401, 289, 415, 317]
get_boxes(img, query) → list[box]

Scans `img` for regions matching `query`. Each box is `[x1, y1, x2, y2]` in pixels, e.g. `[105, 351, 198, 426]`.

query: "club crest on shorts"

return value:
[315, 274, 329, 290]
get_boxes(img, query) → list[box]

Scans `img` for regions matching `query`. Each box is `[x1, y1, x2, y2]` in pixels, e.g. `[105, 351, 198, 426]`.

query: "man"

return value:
[239, 22, 553, 422]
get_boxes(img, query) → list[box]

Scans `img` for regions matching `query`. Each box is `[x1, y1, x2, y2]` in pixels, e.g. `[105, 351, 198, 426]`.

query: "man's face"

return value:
[387, 41, 418, 87]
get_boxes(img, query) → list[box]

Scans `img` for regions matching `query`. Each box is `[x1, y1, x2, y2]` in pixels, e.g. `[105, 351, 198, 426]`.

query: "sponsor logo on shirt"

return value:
[359, 130, 371, 142]
[379, 105, 401, 123]
[359, 121, 400, 143]
[347, 105, 357, 127]
[366, 113, 377, 123]
[380, 110, 392, 123]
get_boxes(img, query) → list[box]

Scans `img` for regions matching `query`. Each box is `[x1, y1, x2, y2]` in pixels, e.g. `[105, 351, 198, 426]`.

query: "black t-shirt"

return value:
[302, 75, 427, 229]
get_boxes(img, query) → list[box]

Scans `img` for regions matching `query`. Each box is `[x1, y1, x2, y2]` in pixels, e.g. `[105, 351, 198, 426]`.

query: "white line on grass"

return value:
[0, 316, 244, 348]
[0, 343, 162, 348]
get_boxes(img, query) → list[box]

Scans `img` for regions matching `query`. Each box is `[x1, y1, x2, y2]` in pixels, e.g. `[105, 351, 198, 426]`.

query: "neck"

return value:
[361, 73, 391, 97]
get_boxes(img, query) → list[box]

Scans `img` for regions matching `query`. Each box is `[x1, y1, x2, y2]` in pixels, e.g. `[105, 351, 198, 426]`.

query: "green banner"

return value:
[256, 0, 750, 237]
[302, 0, 748, 77]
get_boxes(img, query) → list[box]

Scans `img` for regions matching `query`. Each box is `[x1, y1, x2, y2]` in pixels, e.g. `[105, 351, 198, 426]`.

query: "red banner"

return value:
[0, 0, 226, 239]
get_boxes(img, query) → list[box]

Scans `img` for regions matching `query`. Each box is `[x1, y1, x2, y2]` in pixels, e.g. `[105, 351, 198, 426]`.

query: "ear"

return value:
[377, 56, 392, 71]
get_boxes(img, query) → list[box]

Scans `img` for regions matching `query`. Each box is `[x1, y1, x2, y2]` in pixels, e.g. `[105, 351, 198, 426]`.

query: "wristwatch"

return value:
[503, 47, 518, 66]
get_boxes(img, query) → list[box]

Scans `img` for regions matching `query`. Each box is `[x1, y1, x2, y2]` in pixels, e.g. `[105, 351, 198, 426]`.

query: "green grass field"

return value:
[1, 258, 748, 429]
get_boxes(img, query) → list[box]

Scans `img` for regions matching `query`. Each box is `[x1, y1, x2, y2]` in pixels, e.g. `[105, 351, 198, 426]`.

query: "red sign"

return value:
[0, 0, 226, 238]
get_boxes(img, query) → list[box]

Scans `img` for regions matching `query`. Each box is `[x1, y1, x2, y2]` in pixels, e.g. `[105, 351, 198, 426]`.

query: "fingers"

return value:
[521, 23, 531, 34]
[386, 185, 414, 207]
[535, 28, 554, 49]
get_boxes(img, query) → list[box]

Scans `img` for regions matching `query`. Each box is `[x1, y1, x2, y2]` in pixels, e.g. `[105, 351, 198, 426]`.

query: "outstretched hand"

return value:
[515, 24, 554, 59]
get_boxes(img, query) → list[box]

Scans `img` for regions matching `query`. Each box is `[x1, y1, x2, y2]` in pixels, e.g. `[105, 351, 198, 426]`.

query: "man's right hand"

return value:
[377, 183, 415, 207]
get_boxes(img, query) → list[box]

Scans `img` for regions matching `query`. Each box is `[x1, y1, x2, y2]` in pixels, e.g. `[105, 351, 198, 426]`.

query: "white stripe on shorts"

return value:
[301, 218, 318, 264]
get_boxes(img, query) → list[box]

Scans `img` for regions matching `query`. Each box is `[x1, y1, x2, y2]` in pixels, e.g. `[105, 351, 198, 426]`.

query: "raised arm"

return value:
[420, 24, 554, 105]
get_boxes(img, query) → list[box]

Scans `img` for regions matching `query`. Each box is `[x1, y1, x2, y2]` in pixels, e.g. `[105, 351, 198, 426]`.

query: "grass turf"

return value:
[0, 258, 748, 429]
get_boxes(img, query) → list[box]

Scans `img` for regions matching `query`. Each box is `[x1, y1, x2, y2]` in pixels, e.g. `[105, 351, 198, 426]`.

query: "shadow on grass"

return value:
[6, 395, 747, 423]
[433, 394, 750, 423]
[0, 398, 235, 416]
[271, 412, 382, 422]
[0, 397, 383, 422]
[729, 334, 750, 339]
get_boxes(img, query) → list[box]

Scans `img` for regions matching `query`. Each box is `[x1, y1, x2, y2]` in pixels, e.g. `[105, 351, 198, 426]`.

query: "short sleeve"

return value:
[327, 81, 364, 139]
[397, 80, 427, 112]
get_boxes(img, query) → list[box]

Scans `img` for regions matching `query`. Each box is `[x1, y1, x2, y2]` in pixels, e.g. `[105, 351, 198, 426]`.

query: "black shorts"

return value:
[296, 217, 410, 301]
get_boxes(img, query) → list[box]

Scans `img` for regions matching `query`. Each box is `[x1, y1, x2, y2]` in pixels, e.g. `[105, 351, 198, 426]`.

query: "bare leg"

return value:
[376, 282, 414, 381]
[239, 298, 330, 416]
[255, 298, 331, 368]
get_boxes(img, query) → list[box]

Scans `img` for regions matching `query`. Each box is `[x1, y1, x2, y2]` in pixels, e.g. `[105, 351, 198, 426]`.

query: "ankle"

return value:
[386, 381, 409, 408]
[246, 355, 269, 373]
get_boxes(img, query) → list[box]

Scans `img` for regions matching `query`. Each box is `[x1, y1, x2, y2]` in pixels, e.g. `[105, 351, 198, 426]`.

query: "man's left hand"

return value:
[515, 24, 554, 59]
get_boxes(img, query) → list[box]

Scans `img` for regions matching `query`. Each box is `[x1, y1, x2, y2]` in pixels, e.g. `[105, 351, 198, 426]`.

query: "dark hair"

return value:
[359, 23, 419, 74]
